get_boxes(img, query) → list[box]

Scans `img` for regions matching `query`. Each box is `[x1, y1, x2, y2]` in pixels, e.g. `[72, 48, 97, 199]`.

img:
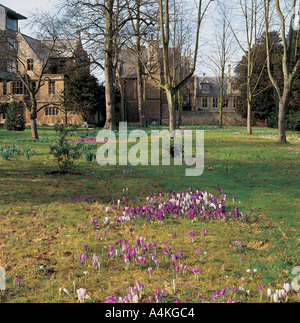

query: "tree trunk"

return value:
[65, 112, 68, 125]
[177, 90, 183, 129]
[30, 100, 39, 139]
[103, 0, 116, 130]
[278, 100, 286, 143]
[166, 88, 176, 134]
[278, 87, 290, 143]
[30, 115, 39, 139]
[120, 79, 125, 122]
[135, 0, 146, 128]
[247, 98, 252, 134]
[247, 56, 252, 135]
[219, 105, 223, 128]
[218, 72, 224, 128]
[104, 76, 115, 130]
[143, 76, 147, 126]
[137, 63, 145, 127]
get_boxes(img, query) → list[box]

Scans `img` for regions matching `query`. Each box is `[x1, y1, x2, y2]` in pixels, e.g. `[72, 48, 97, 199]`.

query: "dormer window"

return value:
[6, 16, 18, 31]
[201, 83, 210, 91]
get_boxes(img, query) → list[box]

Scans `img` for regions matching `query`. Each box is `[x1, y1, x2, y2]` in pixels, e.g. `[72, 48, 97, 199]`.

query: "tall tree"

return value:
[227, 0, 265, 134]
[235, 31, 282, 122]
[64, 66, 106, 123]
[157, 0, 214, 133]
[264, 0, 300, 143]
[124, 0, 155, 127]
[62, 0, 126, 130]
[205, 4, 235, 128]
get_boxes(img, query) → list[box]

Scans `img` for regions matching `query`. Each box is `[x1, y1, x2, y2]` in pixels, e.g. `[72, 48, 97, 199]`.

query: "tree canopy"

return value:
[235, 31, 282, 122]
[64, 67, 106, 122]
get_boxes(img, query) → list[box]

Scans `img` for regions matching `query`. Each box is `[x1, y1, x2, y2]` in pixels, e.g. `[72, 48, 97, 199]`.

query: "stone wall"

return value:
[180, 110, 247, 126]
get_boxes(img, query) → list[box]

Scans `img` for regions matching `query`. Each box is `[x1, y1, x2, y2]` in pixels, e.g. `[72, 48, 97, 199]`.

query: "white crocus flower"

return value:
[283, 283, 291, 294]
[77, 288, 90, 303]
[133, 294, 139, 303]
[267, 288, 272, 299]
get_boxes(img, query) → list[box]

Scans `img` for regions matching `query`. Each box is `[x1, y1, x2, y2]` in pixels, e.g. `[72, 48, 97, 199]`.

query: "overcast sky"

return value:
[1, 0, 59, 19]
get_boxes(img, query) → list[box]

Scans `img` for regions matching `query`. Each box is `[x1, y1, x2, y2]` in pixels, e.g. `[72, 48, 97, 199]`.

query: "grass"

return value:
[0, 125, 299, 303]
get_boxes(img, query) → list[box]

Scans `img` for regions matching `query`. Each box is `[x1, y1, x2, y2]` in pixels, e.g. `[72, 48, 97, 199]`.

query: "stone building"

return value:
[117, 36, 196, 126]
[117, 37, 245, 126]
[117, 35, 194, 125]
[182, 66, 245, 126]
[0, 4, 89, 125]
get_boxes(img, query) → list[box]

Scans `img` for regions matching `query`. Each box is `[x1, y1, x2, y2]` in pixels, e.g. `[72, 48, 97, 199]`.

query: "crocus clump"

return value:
[100, 188, 248, 225]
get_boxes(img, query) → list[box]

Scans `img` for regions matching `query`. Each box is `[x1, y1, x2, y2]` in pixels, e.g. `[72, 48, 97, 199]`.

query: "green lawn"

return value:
[0, 125, 299, 303]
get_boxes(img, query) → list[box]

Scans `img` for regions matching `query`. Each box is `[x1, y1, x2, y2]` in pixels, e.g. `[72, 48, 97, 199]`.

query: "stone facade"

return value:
[120, 75, 196, 126]
[117, 37, 196, 126]
[0, 5, 89, 126]
[117, 39, 244, 127]
[180, 110, 246, 126]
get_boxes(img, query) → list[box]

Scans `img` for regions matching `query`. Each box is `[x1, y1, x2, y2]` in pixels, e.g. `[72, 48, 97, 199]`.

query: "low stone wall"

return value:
[180, 110, 247, 126]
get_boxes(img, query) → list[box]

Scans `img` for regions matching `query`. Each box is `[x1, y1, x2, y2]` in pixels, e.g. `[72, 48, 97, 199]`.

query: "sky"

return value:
[1, 0, 59, 21]
[0, 0, 245, 80]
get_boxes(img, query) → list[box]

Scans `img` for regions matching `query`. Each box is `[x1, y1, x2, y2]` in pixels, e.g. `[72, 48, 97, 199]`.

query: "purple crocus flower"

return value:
[177, 252, 183, 259]
[188, 230, 195, 241]
[258, 285, 264, 291]
[191, 268, 200, 275]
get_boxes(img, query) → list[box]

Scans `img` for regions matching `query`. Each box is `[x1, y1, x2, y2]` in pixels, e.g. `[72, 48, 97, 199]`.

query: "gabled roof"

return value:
[196, 76, 234, 97]
[200, 77, 211, 84]
[21, 34, 50, 60]
[42, 38, 83, 58]
[0, 4, 27, 20]
[21, 33, 85, 61]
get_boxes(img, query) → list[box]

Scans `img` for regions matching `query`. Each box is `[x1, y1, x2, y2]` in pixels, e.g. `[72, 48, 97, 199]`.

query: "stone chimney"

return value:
[228, 64, 231, 80]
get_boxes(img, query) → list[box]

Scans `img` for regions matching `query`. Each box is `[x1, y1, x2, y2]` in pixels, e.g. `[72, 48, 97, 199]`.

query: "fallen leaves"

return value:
[278, 228, 289, 240]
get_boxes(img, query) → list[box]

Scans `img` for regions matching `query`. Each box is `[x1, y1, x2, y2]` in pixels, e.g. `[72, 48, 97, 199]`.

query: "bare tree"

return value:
[205, 4, 235, 128]
[227, 0, 265, 134]
[62, 0, 127, 130]
[170, 3, 194, 128]
[123, 0, 157, 127]
[157, 0, 214, 133]
[264, 0, 300, 143]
